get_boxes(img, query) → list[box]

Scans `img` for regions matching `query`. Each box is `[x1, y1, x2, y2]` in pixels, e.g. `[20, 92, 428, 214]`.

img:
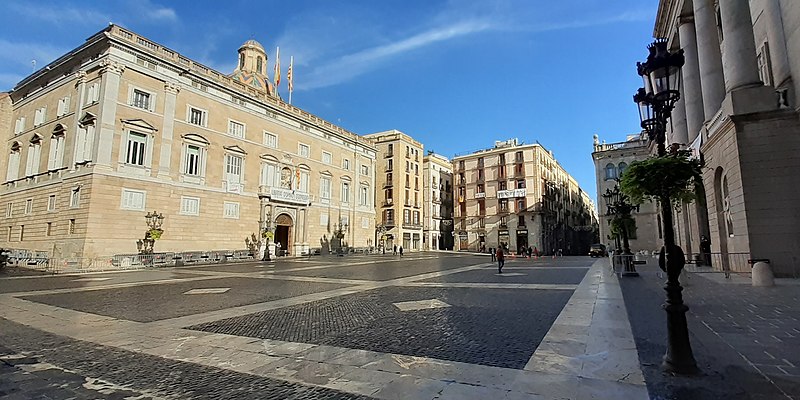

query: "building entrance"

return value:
[274, 213, 293, 256]
[516, 231, 528, 254]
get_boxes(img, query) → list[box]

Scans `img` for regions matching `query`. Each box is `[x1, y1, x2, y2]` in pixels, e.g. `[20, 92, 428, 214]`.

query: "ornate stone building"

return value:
[0, 24, 377, 258]
[592, 133, 661, 253]
[422, 152, 453, 250]
[364, 130, 424, 252]
[452, 139, 596, 255]
[654, 0, 800, 275]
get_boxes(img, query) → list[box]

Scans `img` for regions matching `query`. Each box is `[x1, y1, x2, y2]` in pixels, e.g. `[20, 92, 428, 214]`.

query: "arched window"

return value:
[256, 56, 263, 74]
[48, 124, 67, 171]
[618, 162, 628, 178]
[25, 134, 43, 176]
[604, 163, 617, 180]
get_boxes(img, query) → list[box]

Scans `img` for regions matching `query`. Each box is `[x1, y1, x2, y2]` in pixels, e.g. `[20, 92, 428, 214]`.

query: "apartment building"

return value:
[452, 139, 596, 255]
[0, 24, 377, 258]
[364, 130, 423, 251]
[422, 152, 453, 250]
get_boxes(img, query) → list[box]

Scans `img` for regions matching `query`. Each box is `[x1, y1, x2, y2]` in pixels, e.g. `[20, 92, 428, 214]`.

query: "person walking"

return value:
[527, 246, 533, 259]
[496, 246, 505, 273]
[393, 244, 397, 255]
[490, 246, 496, 262]
[399, 245, 404, 257]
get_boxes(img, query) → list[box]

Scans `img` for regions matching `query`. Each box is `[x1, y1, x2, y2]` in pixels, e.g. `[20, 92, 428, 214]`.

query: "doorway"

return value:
[274, 213, 293, 256]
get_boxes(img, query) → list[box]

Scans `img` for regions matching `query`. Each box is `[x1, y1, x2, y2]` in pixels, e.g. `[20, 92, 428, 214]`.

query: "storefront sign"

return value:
[497, 188, 526, 199]
[270, 187, 311, 205]
[474, 192, 486, 199]
[516, 230, 528, 234]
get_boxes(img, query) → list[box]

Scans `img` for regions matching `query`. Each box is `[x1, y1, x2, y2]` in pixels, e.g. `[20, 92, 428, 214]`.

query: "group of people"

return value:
[487, 244, 540, 273]
[392, 244, 404, 256]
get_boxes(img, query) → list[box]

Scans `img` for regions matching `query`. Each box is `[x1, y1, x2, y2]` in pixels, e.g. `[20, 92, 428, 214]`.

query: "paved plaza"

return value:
[0, 253, 647, 399]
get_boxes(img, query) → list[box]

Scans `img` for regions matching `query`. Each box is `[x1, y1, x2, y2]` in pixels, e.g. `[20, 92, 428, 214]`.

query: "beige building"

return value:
[364, 130, 423, 252]
[452, 139, 596, 255]
[422, 152, 454, 250]
[592, 133, 661, 253]
[0, 24, 377, 258]
[654, 0, 800, 276]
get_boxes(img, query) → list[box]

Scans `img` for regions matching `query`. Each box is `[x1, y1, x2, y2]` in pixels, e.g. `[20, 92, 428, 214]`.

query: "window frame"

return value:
[263, 131, 278, 148]
[223, 201, 240, 219]
[128, 86, 156, 112]
[227, 119, 246, 139]
[186, 105, 208, 127]
[298, 143, 310, 158]
[180, 196, 200, 216]
[120, 188, 147, 211]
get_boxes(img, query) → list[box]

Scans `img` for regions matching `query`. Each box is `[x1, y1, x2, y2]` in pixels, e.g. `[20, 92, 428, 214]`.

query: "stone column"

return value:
[763, 0, 791, 87]
[719, 0, 762, 91]
[670, 82, 689, 145]
[693, 0, 726, 121]
[678, 14, 705, 142]
[95, 59, 125, 167]
[158, 82, 179, 179]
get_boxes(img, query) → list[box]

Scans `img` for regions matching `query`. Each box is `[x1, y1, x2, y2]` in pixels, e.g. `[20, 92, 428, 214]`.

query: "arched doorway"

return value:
[274, 213, 293, 256]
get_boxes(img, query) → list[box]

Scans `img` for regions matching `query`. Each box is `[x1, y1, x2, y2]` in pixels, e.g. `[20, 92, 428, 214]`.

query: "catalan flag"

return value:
[274, 47, 281, 88]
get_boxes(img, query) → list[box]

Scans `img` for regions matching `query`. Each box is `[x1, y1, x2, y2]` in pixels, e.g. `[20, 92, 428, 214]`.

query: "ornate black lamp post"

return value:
[602, 184, 639, 276]
[376, 223, 387, 254]
[634, 39, 698, 374]
[137, 211, 164, 254]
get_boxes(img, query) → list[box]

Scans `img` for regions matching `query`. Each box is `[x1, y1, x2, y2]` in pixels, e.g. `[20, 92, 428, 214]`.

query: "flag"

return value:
[274, 47, 281, 89]
[287, 56, 294, 92]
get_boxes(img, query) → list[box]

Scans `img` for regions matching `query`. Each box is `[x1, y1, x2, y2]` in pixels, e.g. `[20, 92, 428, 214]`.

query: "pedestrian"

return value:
[393, 244, 397, 255]
[700, 235, 712, 266]
[496, 246, 505, 273]
[533, 246, 539, 259]
[490, 246, 496, 262]
[399, 246, 403, 257]
[276, 241, 282, 257]
[527, 246, 532, 259]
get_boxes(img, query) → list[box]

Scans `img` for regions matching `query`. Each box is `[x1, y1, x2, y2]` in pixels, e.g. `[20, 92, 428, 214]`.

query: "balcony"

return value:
[383, 219, 396, 227]
[382, 199, 394, 207]
[514, 168, 525, 177]
[403, 222, 423, 229]
[384, 151, 393, 158]
[383, 181, 392, 188]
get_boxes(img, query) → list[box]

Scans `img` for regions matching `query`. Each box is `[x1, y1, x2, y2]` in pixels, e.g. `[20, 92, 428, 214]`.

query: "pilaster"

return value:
[95, 59, 125, 168]
[158, 82, 180, 179]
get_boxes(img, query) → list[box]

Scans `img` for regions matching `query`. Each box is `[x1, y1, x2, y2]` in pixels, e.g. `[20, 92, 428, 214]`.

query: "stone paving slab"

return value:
[419, 266, 589, 285]
[276, 256, 484, 281]
[0, 270, 201, 294]
[22, 277, 351, 322]
[188, 285, 573, 369]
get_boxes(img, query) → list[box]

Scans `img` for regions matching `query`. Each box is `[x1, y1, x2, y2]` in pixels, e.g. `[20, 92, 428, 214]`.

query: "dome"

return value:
[239, 39, 265, 53]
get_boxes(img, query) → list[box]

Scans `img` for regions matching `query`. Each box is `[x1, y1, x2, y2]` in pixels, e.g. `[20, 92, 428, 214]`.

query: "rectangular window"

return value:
[34, 107, 47, 125]
[228, 120, 245, 138]
[387, 159, 393, 171]
[320, 213, 329, 226]
[757, 41, 773, 86]
[361, 164, 370, 176]
[70, 187, 80, 208]
[385, 209, 394, 224]
[46, 222, 52, 236]
[342, 159, 350, 170]
[298, 143, 310, 157]
[260, 163, 276, 187]
[180, 196, 200, 216]
[14, 117, 26, 134]
[19, 225, 24, 241]
[263, 132, 278, 148]
[360, 186, 368, 206]
[299, 171, 309, 192]
[413, 211, 420, 225]
[185, 145, 201, 175]
[5, 203, 11, 218]
[24, 199, 32, 215]
[48, 195, 56, 211]
[188, 107, 207, 126]
[126, 132, 147, 166]
[86, 83, 99, 104]
[121, 189, 146, 210]
[223, 202, 240, 219]
[69, 219, 75, 235]
[322, 151, 332, 164]
[6, 226, 11, 241]
[132, 89, 151, 110]
[341, 182, 350, 203]
[225, 154, 243, 183]
[404, 209, 411, 224]
[57, 96, 71, 117]
[362, 217, 369, 229]
[320, 177, 331, 199]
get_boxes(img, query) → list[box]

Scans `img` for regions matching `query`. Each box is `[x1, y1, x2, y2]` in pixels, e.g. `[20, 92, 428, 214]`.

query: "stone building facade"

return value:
[452, 139, 596, 255]
[592, 133, 661, 253]
[654, 0, 800, 276]
[364, 130, 424, 252]
[422, 152, 453, 250]
[0, 24, 377, 258]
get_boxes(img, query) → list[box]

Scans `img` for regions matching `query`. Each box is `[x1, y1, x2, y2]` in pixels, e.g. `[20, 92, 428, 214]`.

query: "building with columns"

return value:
[592, 133, 661, 253]
[654, 0, 800, 276]
[0, 24, 377, 258]
[422, 152, 454, 250]
[452, 139, 596, 255]
[364, 130, 424, 252]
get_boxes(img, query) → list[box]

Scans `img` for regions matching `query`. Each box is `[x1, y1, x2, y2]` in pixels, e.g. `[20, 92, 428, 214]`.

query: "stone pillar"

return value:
[678, 14, 705, 142]
[670, 81, 689, 145]
[719, 0, 762, 91]
[693, 0, 726, 121]
[95, 59, 125, 167]
[763, 0, 791, 88]
[158, 82, 180, 179]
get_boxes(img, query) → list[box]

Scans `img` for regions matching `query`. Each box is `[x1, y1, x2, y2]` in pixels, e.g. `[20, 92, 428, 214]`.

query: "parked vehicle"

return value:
[589, 244, 607, 258]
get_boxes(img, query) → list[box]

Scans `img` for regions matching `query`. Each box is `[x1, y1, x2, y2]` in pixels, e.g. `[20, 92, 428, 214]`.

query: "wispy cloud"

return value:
[298, 19, 494, 90]
[7, 2, 111, 26]
[0, 39, 67, 71]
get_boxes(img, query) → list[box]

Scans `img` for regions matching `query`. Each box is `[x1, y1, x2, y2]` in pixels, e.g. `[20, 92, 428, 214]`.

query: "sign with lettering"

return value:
[497, 188, 526, 199]
[270, 187, 311, 205]
[474, 192, 486, 199]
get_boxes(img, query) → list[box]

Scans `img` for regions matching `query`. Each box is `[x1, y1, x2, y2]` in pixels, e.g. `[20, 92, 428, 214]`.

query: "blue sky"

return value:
[0, 0, 658, 203]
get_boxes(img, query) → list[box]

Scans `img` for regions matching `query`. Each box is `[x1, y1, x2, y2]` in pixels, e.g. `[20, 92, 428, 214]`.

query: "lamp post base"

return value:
[662, 283, 699, 375]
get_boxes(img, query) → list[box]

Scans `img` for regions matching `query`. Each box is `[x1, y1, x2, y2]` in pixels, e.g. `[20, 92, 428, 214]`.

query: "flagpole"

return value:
[288, 56, 294, 105]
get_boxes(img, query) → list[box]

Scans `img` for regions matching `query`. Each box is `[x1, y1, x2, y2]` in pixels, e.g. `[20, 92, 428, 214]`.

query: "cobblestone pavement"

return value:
[0, 253, 648, 399]
[620, 263, 800, 400]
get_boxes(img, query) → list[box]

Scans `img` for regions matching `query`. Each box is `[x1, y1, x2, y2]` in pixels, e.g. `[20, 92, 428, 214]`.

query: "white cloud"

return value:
[298, 19, 495, 90]
[0, 39, 67, 71]
[7, 2, 111, 26]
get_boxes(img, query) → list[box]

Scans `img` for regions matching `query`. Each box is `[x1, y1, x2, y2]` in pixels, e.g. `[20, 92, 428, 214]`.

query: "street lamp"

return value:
[376, 223, 387, 254]
[137, 211, 164, 254]
[262, 209, 273, 261]
[634, 39, 698, 374]
[602, 184, 639, 276]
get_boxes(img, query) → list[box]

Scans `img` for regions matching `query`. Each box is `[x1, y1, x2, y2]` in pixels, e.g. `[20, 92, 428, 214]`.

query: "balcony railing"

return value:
[383, 181, 392, 188]
[384, 151, 393, 158]
[403, 222, 423, 229]
[382, 200, 394, 207]
[383, 219, 396, 227]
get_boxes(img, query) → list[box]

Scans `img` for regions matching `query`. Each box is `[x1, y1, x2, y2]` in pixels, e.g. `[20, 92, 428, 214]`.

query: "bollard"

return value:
[752, 261, 774, 287]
